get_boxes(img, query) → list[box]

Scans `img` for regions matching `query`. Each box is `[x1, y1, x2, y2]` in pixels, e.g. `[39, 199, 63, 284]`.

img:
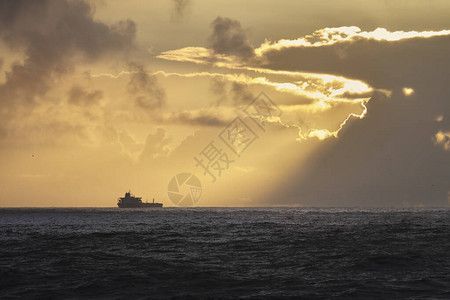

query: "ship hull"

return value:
[141, 203, 163, 208]
[118, 203, 163, 208]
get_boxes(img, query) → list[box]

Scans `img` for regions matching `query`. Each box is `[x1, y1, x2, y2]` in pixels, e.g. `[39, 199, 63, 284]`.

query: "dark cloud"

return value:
[0, 0, 136, 139]
[230, 82, 254, 105]
[127, 62, 166, 110]
[171, 0, 190, 19]
[270, 90, 449, 207]
[168, 110, 231, 127]
[140, 128, 171, 161]
[261, 35, 450, 89]
[67, 85, 103, 106]
[334, 90, 374, 100]
[260, 35, 450, 206]
[208, 17, 255, 60]
[0, 0, 135, 104]
[208, 78, 254, 106]
[209, 77, 228, 106]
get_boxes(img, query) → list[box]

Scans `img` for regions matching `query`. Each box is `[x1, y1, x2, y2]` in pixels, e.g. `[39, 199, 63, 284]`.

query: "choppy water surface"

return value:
[0, 207, 449, 299]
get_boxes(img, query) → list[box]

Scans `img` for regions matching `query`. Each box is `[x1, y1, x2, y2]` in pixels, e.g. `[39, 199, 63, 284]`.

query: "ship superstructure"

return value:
[117, 191, 163, 208]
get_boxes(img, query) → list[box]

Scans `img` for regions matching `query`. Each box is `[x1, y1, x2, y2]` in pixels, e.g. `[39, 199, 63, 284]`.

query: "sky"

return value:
[0, 0, 449, 207]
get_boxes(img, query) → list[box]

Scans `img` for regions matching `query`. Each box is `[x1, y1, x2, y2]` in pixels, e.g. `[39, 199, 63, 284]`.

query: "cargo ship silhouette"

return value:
[117, 191, 163, 208]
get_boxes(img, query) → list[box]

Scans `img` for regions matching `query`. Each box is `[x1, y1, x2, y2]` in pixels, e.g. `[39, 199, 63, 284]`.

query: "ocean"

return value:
[0, 207, 449, 299]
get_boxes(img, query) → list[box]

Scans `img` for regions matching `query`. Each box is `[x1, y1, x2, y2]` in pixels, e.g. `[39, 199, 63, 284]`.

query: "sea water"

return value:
[1, 207, 449, 298]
